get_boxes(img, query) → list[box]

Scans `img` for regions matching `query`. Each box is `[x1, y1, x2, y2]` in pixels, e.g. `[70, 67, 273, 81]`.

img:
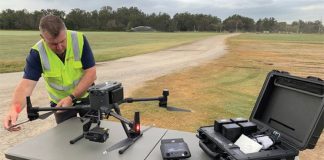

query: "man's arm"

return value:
[56, 66, 96, 107]
[3, 79, 37, 130]
[73, 35, 97, 97]
[72, 66, 97, 98]
[3, 49, 41, 131]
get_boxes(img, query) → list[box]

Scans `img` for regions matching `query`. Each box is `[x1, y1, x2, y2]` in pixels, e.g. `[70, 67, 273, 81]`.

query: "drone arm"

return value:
[124, 97, 162, 103]
[32, 105, 91, 111]
[27, 100, 91, 121]
[123, 89, 169, 107]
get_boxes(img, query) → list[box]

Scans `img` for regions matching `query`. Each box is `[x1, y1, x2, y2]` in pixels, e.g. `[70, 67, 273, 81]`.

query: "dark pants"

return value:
[50, 99, 89, 124]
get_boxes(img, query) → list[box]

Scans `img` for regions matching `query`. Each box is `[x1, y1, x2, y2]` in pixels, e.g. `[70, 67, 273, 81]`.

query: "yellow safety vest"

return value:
[32, 30, 88, 104]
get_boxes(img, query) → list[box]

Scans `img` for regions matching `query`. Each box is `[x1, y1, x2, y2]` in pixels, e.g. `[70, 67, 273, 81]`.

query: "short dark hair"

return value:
[39, 15, 66, 37]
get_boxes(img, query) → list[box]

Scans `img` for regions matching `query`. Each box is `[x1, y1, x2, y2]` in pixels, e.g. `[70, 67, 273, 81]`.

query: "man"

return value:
[3, 15, 96, 131]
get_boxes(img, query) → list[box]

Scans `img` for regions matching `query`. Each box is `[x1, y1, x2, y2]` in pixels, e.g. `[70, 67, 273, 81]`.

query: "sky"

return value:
[0, 0, 323, 23]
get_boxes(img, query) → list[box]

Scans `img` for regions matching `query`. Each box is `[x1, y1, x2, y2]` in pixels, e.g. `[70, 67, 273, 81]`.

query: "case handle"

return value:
[272, 70, 290, 75]
[307, 76, 323, 81]
[199, 141, 220, 158]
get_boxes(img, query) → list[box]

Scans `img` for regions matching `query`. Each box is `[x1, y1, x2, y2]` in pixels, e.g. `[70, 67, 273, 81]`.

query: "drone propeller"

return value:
[38, 111, 54, 120]
[166, 106, 191, 112]
[8, 120, 30, 130]
[106, 125, 154, 152]
[8, 111, 54, 130]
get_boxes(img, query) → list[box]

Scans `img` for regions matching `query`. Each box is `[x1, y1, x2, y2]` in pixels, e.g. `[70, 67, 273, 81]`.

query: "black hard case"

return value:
[197, 70, 324, 160]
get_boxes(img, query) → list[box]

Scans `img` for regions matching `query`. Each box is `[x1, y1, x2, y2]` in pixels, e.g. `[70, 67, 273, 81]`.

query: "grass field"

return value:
[119, 33, 324, 159]
[0, 30, 218, 73]
[234, 33, 324, 43]
[122, 33, 324, 131]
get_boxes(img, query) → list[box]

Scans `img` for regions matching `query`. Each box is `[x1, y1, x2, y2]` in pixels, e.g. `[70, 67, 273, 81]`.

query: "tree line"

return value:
[0, 6, 323, 33]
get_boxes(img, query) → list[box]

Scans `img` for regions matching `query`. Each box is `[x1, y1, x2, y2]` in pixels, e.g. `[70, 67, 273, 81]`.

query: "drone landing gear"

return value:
[69, 103, 142, 155]
[118, 132, 143, 154]
[70, 134, 84, 144]
[111, 104, 142, 154]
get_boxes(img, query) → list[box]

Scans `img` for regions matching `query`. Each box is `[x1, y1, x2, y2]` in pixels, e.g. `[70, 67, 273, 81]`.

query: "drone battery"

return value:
[110, 87, 124, 104]
[238, 121, 258, 135]
[160, 138, 191, 159]
[85, 127, 109, 143]
[89, 91, 109, 110]
[222, 123, 242, 142]
[88, 81, 123, 110]
[230, 117, 248, 123]
[214, 119, 232, 132]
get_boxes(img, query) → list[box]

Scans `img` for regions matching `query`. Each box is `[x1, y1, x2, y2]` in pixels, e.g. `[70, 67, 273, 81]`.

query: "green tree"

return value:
[1, 9, 16, 29]
[277, 22, 288, 33]
[146, 12, 171, 31]
[32, 10, 45, 29]
[3, 6, 323, 33]
[223, 14, 252, 32]
[14, 9, 33, 29]
[262, 17, 277, 32]
[173, 12, 195, 31]
[223, 14, 243, 32]
[127, 7, 146, 30]
[40, 9, 65, 19]
[194, 14, 221, 31]
[98, 6, 113, 30]
[256, 19, 263, 32]
[65, 8, 89, 30]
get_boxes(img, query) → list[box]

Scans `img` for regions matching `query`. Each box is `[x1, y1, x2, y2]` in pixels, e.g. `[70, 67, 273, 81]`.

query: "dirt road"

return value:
[0, 34, 238, 159]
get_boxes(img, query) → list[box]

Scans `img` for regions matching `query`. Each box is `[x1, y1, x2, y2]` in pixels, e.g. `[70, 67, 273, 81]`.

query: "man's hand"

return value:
[4, 78, 37, 131]
[56, 96, 73, 108]
[3, 109, 21, 131]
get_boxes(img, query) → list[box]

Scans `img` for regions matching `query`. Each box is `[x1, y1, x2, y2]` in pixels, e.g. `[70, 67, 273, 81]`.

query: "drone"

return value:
[10, 81, 191, 154]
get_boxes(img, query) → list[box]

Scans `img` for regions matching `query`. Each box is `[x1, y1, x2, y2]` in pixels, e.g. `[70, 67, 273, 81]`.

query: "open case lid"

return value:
[250, 70, 324, 150]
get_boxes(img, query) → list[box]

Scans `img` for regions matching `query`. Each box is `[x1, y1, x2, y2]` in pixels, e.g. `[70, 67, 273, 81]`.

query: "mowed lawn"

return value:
[0, 30, 219, 73]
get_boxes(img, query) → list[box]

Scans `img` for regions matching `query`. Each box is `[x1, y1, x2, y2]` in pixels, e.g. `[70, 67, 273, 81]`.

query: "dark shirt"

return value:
[23, 35, 95, 81]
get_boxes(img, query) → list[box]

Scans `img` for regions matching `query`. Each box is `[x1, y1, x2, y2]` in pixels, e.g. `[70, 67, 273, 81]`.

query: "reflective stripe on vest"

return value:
[37, 41, 50, 71]
[48, 79, 80, 91]
[49, 92, 60, 103]
[70, 31, 80, 61]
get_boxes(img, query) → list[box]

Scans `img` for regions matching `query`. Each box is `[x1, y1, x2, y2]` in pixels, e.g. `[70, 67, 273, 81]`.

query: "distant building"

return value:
[130, 26, 155, 32]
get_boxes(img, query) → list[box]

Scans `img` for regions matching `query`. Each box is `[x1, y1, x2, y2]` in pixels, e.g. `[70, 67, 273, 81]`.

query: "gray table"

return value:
[5, 117, 210, 160]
